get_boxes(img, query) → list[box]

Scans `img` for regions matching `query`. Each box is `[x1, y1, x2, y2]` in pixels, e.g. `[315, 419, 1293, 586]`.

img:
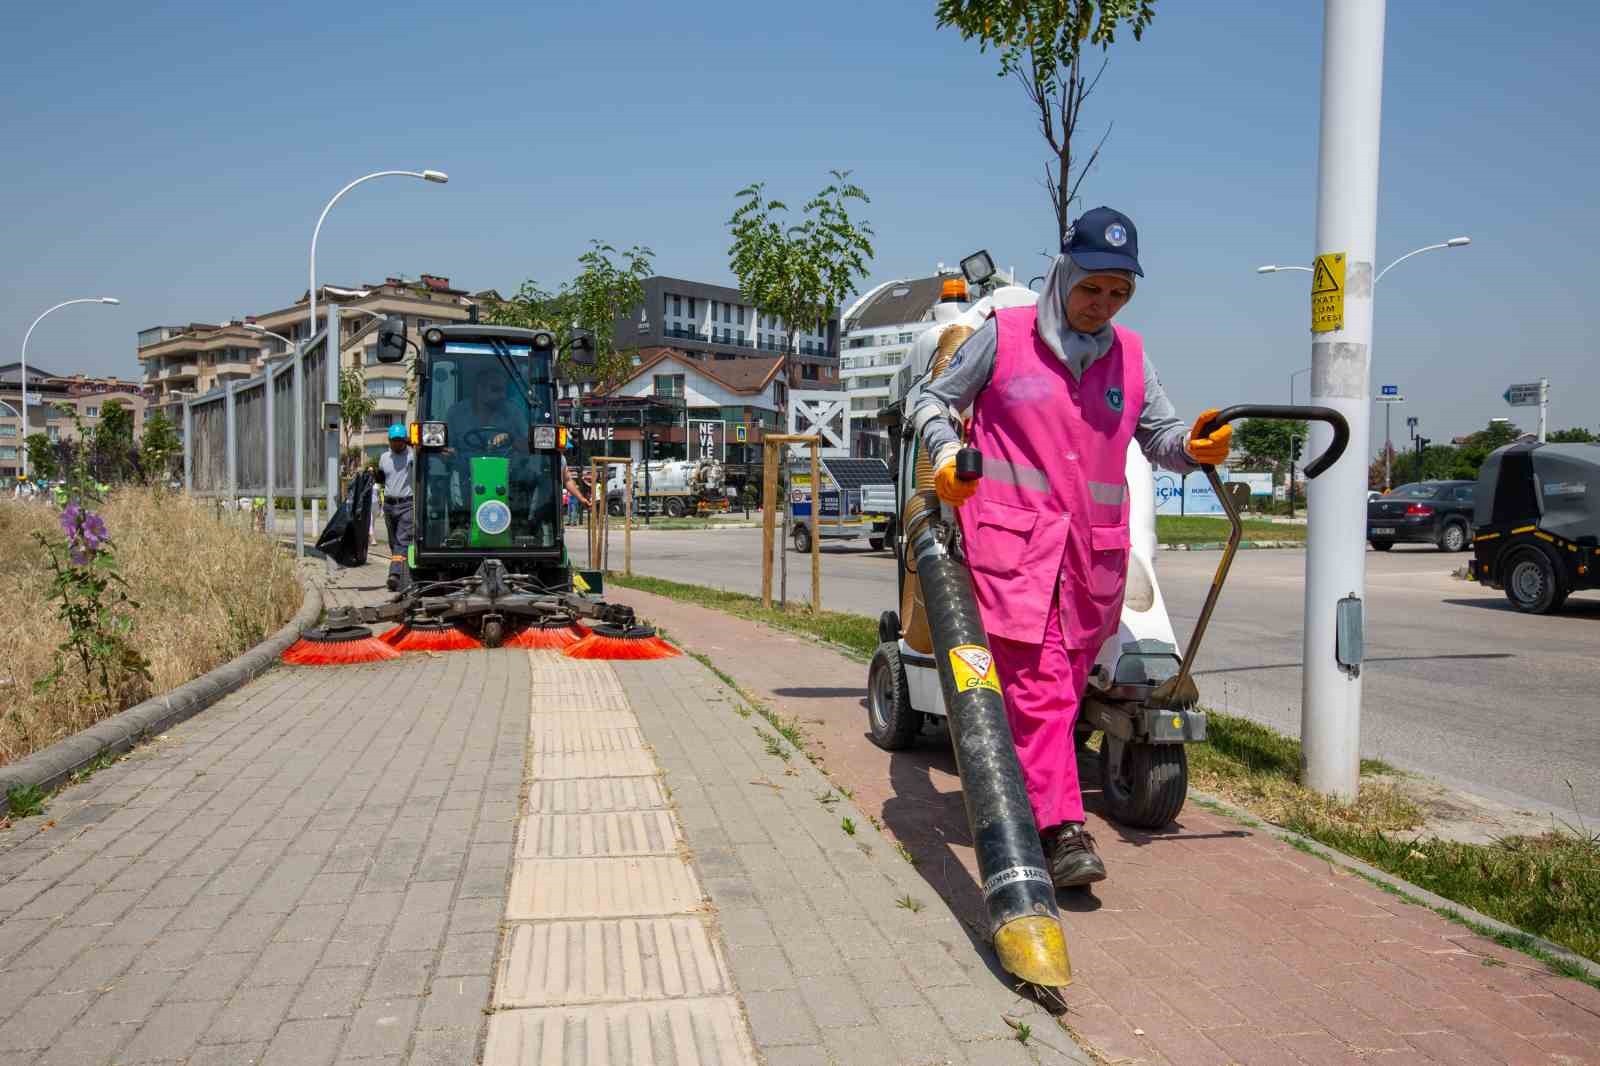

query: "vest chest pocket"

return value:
[1087, 523, 1132, 602]
[969, 500, 1038, 575]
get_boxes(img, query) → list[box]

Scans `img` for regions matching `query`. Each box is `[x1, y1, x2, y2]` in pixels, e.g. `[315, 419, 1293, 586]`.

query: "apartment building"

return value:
[137, 274, 482, 461]
[617, 276, 840, 390]
[837, 274, 950, 458]
[0, 363, 152, 478]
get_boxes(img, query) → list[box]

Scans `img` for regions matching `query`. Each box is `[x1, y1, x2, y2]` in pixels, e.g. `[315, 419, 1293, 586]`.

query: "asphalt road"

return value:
[581, 524, 1600, 824]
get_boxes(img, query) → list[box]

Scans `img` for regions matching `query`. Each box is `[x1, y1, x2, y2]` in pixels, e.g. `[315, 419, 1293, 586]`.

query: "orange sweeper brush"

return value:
[281, 624, 403, 666]
[503, 620, 587, 650]
[563, 623, 680, 661]
[378, 619, 483, 653]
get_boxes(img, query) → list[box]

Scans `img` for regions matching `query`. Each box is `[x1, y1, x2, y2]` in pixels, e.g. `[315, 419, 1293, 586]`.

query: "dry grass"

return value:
[0, 489, 301, 766]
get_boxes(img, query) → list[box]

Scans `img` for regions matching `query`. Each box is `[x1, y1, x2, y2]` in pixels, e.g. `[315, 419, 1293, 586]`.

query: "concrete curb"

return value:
[0, 562, 323, 801]
[1159, 540, 1305, 551]
[1188, 788, 1600, 984]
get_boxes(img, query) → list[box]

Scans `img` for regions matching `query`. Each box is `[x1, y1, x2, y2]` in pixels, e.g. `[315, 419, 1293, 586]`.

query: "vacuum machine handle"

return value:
[955, 447, 983, 481]
[1197, 404, 1350, 479]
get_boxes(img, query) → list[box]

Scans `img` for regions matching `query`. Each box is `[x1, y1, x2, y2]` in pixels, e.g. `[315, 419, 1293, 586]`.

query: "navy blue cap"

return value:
[1062, 206, 1143, 276]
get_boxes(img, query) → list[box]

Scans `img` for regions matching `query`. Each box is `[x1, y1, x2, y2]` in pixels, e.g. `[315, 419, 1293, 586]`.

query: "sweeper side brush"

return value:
[900, 464, 1072, 994]
[504, 621, 587, 650]
[281, 624, 403, 666]
[563, 623, 680, 660]
[378, 620, 483, 653]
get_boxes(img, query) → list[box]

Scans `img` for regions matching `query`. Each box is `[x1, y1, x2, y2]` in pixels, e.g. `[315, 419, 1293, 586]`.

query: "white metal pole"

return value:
[294, 340, 305, 557]
[183, 400, 193, 494]
[1302, 0, 1386, 800]
[1384, 402, 1391, 491]
[264, 362, 275, 535]
[224, 380, 238, 506]
[1538, 377, 1549, 442]
[325, 308, 340, 514]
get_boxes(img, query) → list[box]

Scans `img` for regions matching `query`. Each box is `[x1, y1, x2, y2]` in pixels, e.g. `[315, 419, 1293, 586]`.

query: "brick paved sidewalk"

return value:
[610, 585, 1600, 1066]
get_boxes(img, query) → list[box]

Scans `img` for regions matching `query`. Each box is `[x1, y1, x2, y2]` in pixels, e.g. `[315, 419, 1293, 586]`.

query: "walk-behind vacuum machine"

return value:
[868, 257, 1348, 997]
[285, 321, 673, 665]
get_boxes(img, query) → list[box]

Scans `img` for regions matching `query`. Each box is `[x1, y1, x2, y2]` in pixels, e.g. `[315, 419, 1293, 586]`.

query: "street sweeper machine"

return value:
[867, 253, 1348, 999]
[284, 321, 677, 663]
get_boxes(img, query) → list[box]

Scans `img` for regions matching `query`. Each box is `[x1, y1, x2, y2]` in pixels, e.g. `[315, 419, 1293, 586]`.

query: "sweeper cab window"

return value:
[416, 336, 560, 553]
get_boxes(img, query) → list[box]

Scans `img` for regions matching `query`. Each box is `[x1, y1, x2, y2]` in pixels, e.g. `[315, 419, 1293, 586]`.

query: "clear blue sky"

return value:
[6, 1, 1597, 451]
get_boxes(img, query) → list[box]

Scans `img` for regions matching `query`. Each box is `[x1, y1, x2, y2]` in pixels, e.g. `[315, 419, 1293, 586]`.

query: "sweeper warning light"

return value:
[949, 644, 1002, 694]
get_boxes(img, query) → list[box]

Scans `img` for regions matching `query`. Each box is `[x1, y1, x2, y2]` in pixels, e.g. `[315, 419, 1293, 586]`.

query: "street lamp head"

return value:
[1446, 236, 1471, 248]
[421, 170, 449, 184]
[100, 297, 121, 305]
[1256, 265, 1277, 274]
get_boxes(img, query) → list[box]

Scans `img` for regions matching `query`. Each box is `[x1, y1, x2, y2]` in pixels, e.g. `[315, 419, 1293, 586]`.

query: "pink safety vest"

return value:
[957, 308, 1146, 649]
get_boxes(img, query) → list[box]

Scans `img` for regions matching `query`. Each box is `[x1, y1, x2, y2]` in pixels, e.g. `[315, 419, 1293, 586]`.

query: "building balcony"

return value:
[162, 364, 199, 381]
[214, 364, 255, 380]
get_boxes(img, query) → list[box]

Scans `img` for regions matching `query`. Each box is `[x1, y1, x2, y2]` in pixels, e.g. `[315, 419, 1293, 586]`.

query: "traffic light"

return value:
[1290, 437, 1303, 463]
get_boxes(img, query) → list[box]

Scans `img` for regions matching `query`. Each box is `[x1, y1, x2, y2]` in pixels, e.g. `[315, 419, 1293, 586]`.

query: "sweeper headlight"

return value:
[423, 328, 444, 347]
[420, 422, 447, 447]
[531, 330, 556, 352]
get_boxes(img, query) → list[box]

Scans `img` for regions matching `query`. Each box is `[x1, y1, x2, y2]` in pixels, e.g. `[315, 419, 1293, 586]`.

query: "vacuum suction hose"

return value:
[901, 478, 1072, 990]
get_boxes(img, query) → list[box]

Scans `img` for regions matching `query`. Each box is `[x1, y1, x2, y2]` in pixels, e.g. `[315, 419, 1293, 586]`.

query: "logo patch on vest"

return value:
[1105, 387, 1124, 412]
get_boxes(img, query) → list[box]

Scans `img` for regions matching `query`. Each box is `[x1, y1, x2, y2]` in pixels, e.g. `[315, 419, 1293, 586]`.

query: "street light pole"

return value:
[18, 297, 120, 479]
[307, 169, 447, 343]
[1300, 0, 1386, 800]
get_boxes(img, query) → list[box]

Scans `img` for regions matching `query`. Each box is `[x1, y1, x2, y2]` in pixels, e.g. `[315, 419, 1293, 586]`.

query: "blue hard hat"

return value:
[387, 424, 407, 441]
[1063, 206, 1143, 276]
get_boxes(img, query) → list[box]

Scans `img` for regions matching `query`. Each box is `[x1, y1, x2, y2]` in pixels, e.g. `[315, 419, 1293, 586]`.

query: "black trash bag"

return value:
[315, 470, 375, 567]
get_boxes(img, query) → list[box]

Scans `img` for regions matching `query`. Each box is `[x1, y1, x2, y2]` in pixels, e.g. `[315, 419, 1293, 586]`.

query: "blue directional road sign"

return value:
[1380, 384, 1398, 396]
[1503, 382, 1541, 407]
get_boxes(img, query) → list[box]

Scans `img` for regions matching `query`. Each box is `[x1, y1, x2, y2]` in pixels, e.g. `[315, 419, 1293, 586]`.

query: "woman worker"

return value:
[912, 206, 1232, 888]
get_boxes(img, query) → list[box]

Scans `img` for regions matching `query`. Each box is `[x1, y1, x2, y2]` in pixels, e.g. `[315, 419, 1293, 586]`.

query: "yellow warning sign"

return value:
[948, 644, 1002, 695]
[1310, 252, 1345, 333]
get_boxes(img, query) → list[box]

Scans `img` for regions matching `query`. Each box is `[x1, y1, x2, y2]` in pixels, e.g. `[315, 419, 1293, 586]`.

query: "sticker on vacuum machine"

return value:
[981, 865, 1051, 898]
[949, 644, 1002, 694]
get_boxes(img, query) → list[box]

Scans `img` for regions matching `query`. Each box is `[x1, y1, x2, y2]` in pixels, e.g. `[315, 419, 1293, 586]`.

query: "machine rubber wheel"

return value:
[1369, 539, 1394, 552]
[664, 497, 687, 518]
[792, 524, 812, 553]
[1099, 736, 1188, 829]
[877, 611, 901, 645]
[867, 642, 918, 750]
[607, 498, 625, 518]
[869, 537, 885, 551]
[1439, 521, 1469, 553]
[1504, 546, 1567, 614]
[481, 619, 504, 648]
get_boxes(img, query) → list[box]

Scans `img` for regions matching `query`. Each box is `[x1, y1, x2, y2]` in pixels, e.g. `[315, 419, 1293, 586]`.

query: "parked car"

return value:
[1367, 480, 1476, 552]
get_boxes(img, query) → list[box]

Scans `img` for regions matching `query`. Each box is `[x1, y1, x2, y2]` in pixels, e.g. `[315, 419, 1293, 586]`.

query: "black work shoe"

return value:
[1044, 823, 1107, 889]
[386, 577, 399, 592]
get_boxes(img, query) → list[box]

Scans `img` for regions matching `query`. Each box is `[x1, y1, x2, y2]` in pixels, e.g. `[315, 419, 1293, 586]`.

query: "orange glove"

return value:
[1186, 409, 1233, 465]
[933, 445, 979, 506]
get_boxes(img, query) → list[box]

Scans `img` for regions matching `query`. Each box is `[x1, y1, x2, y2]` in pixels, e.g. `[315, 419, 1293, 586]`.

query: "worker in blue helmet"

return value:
[377, 424, 414, 592]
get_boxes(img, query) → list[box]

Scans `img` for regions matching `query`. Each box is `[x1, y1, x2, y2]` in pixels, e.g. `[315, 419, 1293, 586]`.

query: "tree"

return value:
[1548, 427, 1597, 443]
[727, 171, 875, 400]
[24, 433, 57, 481]
[338, 366, 376, 477]
[936, 0, 1156, 244]
[90, 399, 137, 483]
[488, 241, 656, 389]
[1234, 418, 1307, 470]
[139, 412, 181, 485]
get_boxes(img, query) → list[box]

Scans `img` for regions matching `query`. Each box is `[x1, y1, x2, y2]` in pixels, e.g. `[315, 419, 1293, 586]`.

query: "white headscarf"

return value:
[1034, 254, 1137, 378]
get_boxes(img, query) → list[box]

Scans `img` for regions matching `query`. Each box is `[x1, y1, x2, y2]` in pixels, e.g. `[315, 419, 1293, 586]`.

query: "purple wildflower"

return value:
[60, 503, 81, 538]
[81, 512, 108, 550]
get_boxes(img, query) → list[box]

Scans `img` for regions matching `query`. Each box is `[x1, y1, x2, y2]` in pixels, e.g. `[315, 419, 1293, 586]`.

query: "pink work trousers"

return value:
[987, 586, 1094, 830]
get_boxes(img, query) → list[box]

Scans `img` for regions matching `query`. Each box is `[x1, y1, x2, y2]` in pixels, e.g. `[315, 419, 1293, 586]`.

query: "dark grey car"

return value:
[1367, 480, 1476, 552]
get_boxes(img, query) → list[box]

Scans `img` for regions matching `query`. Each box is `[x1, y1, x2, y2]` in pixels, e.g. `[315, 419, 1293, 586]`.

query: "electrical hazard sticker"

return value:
[948, 644, 1002, 694]
[1310, 252, 1345, 333]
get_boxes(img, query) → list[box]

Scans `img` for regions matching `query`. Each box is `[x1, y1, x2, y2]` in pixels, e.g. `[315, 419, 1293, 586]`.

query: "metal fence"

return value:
[182, 325, 330, 501]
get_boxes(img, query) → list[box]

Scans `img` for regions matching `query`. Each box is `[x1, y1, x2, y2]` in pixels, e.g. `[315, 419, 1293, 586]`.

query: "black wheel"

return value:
[869, 537, 885, 551]
[877, 611, 901, 645]
[664, 496, 687, 518]
[867, 642, 918, 750]
[1099, 736, 1188, 828]
[481, 619, 504, 648]
[607, 498, 625, 518]
[792, 524, 812, 553]
[1369, 539, 1394, 552]
[1503, 546, 1567, 614]
[1439, 521, 1469, 553]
